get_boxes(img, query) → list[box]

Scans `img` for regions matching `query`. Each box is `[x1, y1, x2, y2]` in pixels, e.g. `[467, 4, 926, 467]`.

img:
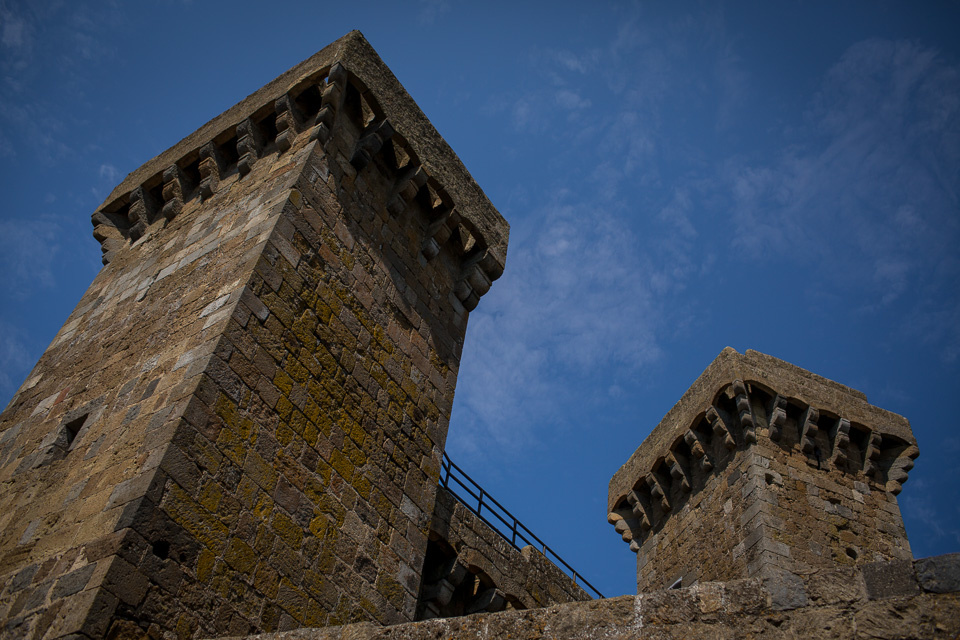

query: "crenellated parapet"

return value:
[608, 348, 919, 591]
[91, 32, 506, 312]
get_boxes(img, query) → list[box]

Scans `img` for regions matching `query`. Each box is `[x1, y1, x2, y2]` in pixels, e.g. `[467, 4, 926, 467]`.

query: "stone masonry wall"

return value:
[1, 32, 510, 639]
[0, 102, 312, 639]
[418, 488, 589, 618]
[632, 446, 754, 590]
[156, 93, 480, 634]
[222, 553, 960, 640]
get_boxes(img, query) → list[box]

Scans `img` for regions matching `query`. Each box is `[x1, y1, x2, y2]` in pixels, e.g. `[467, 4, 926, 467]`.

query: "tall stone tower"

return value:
[0, 32, 508, 638]
[608, 348, 919, 592]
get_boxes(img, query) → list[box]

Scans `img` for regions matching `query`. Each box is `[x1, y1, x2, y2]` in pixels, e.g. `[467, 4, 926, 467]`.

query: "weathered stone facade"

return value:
[608, 348, 918, 592]
[0, 32, 592, 640]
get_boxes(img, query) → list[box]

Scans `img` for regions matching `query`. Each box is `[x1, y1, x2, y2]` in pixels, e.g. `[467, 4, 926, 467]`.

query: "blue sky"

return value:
[1, 1, 958, 599]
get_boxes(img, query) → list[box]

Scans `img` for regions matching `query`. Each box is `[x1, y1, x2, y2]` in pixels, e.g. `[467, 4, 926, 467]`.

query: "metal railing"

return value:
[439, 452, 604, 599]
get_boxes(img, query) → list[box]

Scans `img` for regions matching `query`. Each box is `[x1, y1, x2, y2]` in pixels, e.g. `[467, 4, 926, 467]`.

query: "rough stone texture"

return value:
[607, 348, 919, 592]
[417, 488, 588, 618]
[916, 553, 960, 594]
[0, 32, 516, 639]
[220, 555, 960, 639]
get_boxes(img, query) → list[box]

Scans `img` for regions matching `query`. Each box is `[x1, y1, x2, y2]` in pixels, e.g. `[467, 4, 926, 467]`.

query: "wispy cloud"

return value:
[721, 39, 960, 350]
[0, 215, 63, 295]
[451, 187, 693, 457]
[0, 1, 123, 166]
[901, 478, 960, 550]
[454, 11, 741, 456]
[0, 1, 33, 72]
[0, 319, 35, 404]
[417, 0, 450, 26]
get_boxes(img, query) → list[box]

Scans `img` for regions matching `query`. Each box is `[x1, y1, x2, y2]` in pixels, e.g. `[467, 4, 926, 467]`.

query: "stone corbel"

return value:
[466, 587, 506, 614]
[236, 118, 268, 177]
[666, 451, 691, 493]
[350, 119, 395, 171]
[311, 62, 348, 145]
[830, 418, 852, 470]
[91, 213, 126, 265]
[768, 394, 788, 442]
[732, 380, 757, 444]
[127, 186, 160, 241]
[275, 93, 306, 153]
[161, 164, 194, 221]
[454, 249, 492, 312]
[421, 206, 452, 260]
[387, 166, 427, 217]
[645, 472, 671, 513]
[422, 557, 469, 607]
[608, 510, 641, 550]
[625, 489, 654, 532]
[800, 406, 819, 455]
[864, 432, 882, 480]
[198, 142, 227, 200]
[886, 445, 919, 495]
[706, 406, 736, 450]
[684, 429, 713, 473]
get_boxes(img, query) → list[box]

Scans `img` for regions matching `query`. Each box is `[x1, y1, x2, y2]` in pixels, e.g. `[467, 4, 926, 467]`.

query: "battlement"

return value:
[608, 348, 918, 591]
[92, 31, 505, 313]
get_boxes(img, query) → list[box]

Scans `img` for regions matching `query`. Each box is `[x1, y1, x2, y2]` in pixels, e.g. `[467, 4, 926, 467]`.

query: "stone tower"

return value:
[607, 348, 919, 592]
[0, 32, 510, 638]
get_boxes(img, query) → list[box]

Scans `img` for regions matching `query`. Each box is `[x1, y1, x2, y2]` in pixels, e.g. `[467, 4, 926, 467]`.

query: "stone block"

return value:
[915, 553, 960, 594]
[762, 569, 808, 611]
[862, 558, 919, 599]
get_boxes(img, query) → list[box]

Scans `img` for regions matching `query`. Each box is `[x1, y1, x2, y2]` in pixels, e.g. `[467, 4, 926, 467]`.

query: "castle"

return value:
[0, 32, 957, 639]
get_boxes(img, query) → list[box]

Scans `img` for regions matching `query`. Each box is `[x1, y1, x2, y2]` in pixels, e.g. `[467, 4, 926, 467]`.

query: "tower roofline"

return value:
[608, 347, 915, 513]
[97, 30, 508, 273]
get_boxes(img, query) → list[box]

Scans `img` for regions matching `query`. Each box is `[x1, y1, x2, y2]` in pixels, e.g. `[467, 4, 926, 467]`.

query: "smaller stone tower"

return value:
[608, 348, 918, 592]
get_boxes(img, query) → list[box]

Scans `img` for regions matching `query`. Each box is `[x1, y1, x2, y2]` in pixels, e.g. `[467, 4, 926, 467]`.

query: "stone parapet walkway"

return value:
[222, 553, 960, 639]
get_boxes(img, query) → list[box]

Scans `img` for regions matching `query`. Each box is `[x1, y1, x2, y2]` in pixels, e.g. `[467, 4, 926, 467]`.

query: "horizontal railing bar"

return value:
[439, 451, 604, 599]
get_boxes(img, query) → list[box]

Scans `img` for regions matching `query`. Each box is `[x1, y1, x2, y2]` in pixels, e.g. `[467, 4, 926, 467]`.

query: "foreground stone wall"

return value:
[223, 553, 960, 640]
[417, 488, 589, 618]
[608, 348, 918, 592]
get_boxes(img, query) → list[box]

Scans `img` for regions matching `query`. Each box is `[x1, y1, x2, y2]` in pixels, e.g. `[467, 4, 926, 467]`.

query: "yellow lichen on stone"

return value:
[224, 537, 257, 574]
[214, 394, 240, 428]
[163, 484, 228, 552]
[199, 481, 223, 512]
[216, 428, 247, 467]
[197, 548, 216, 582]
[273, 510, 304, 549]
[331, 449, 354, 483]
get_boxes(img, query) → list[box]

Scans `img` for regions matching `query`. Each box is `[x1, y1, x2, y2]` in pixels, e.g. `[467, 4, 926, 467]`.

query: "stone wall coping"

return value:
[608, 347, 915, 511]
[98, 30, 508, 268]
[215, 553, 960, 639]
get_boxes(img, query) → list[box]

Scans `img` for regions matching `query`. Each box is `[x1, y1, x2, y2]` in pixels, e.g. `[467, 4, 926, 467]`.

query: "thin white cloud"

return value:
[417, 0, 450, 26]
[1, 9, 25, 49]
[0, 319, 35, 403]
[451, 190, 687, 456]
[0, 215, 62, 295]
[555, 89, 591, 112]
[724, 39, 960, 317]
[99, 163, 119, 183]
